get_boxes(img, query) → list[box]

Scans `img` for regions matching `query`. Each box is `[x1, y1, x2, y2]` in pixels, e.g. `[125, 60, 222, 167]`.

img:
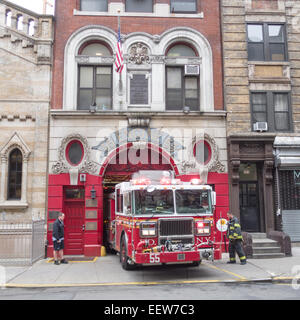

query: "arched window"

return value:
[166, 43, 199, 111]
[167, 44, 197, 57]
[28, 19, 35, 36]
[17, 14, 23, 31]
[5, 10, 12, 27]
[77, 41, 113, 110]
[79, 42, 111, 56]
[8, 149, 23, 200]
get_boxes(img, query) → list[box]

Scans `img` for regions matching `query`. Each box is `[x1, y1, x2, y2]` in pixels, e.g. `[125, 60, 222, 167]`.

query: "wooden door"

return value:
[64, 188, 85, 255]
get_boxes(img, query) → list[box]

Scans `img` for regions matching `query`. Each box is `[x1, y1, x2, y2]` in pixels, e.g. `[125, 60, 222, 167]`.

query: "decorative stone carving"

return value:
[180, 160, 197, 175]
[264, 159, 274, 185]
[189, 133, 225, 174]
[231, 160, 241, 185]
[179, 133, 226, 176]
[127, 116, 151, 128]
[129, 42, 150, 65]
[52, 133, 98, 175]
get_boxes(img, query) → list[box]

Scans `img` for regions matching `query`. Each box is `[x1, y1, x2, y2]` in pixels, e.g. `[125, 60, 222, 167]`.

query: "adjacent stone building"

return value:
[222, 0, 300, 242]
[0, 0, 53, 221]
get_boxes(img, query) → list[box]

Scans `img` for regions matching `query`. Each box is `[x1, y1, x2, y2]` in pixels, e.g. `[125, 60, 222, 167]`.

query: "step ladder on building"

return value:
[250, 233, 285, 259]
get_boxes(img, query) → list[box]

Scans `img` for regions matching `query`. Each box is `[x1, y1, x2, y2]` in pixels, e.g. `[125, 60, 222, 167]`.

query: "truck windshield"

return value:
[134, 190, 174, 215]
[175, 190, 211, 214]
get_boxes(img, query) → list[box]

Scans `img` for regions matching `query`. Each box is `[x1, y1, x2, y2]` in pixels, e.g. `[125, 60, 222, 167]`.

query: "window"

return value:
[247, 23, 287, 61]
[251, 92, 292, 132]
[5, 10, 12, 27]
[77, 42, 112, 110]
[81, 0, 108, 11]
[166, 44, 199, 111]
[8, 149, 22, 200]
[66, 140, 84, 166]
[28, 19, 35, 36]
[125, 0, 153, 13]
[171, 0, 197, 13]
[166, 67, 199, 110]
[116, 189, 123, 213]
[17, 15, 23, 31]
[193, 140, 212, 165]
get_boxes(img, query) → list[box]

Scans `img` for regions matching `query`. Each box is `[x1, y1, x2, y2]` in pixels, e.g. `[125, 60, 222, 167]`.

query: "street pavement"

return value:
[1, 246, 300, 289]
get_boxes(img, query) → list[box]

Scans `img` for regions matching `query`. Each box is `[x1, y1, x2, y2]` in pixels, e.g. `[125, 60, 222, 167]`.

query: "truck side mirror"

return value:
[211, 191, 216, 206]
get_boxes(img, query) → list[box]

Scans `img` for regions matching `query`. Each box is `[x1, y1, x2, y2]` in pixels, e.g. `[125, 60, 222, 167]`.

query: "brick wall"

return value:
[51, 0, 224, 111]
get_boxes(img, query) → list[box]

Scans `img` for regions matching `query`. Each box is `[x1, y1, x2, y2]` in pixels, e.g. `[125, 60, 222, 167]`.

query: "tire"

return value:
[191, 260, 201, 267]
[120, 236, 135, 270]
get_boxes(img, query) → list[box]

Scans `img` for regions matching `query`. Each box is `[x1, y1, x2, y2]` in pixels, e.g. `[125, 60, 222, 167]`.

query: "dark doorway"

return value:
[239, 163, 261, 232]
[239, 182, 261, 232]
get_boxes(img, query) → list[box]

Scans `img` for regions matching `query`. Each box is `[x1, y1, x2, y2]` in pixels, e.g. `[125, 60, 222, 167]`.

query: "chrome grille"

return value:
[158, 218, 193, 237]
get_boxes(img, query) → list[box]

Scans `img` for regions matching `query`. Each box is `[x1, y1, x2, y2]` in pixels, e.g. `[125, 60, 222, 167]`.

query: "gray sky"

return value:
[8, 0, 54, 14]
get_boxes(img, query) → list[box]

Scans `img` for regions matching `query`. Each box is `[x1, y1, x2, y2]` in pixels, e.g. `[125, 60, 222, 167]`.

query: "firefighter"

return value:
[226, 212, 247, 265]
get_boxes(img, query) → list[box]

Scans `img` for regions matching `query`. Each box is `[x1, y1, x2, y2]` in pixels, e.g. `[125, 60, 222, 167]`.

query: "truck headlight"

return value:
[140, 222, 157, 238]
[195, 221, 211, 236]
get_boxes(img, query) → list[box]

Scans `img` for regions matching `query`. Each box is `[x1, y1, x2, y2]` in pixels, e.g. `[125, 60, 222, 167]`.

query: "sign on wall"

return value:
[294, 170, 300, 185]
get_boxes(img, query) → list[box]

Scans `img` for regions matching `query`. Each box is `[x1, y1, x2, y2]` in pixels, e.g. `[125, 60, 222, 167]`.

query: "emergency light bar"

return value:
[130, 177, 151, 185]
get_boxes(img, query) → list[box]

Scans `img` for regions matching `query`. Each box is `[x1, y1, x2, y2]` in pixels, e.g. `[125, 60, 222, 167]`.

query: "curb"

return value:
[5, 276, 294, 289]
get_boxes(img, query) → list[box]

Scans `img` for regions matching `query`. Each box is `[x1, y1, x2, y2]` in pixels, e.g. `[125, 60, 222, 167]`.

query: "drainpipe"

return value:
[274, 149, 281, 219]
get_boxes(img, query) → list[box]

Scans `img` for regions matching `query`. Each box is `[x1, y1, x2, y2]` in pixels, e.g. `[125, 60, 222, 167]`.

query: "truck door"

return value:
[103, 195, 115, 250]
[115, 187, 123, 252]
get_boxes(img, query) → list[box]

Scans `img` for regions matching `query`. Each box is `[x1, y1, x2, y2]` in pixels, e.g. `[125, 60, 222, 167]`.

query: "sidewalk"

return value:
[2, 247, 300, 288]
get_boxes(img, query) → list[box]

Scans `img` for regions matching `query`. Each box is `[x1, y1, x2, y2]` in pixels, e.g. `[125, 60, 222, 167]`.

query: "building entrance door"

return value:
[239, 182, 260, 232]
[63, 187, 85, 255]
[238, 163, 261, 232]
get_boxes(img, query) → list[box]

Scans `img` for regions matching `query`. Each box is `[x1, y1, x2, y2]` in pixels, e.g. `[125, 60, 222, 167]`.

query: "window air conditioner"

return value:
[184, 65, 200, 75]
[253, 122, 268, 132]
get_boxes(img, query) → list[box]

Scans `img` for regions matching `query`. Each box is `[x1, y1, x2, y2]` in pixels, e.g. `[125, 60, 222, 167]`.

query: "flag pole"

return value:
[117, 10, 123, 94]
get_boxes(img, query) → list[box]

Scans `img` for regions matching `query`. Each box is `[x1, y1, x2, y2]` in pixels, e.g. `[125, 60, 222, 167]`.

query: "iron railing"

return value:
[0, 220, 45, 266]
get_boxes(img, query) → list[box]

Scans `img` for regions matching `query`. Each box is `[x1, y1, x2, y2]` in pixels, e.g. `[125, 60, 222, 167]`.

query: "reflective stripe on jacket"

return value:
[227, 217, 243, 240]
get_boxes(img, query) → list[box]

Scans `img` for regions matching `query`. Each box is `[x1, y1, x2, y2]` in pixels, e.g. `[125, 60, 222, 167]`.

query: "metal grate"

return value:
[158, 218, 193, 237]
[282, 210, 300, 242]
[0, 220, 45, 266]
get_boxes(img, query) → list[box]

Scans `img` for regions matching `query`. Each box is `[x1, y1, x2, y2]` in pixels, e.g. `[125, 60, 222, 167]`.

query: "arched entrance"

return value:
[101, 143, 177, 249]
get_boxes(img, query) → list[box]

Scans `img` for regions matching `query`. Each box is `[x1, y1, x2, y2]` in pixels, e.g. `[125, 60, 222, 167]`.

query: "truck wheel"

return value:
[120, 236, 135, 270]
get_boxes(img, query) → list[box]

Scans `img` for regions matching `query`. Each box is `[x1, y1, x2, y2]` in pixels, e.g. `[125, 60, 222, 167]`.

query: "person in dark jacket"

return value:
[226, 212, 246, 265]
[52, 213, 68, 265]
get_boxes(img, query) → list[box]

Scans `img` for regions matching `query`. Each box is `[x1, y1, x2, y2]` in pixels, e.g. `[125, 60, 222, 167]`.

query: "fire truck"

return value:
[105, 171, 216, 270]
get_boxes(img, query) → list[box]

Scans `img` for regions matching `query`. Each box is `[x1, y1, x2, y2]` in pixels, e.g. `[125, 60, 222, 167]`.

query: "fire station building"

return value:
[47, 0, 228, 258]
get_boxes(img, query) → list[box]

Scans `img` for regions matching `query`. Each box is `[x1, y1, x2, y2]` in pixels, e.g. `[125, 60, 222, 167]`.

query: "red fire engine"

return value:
[105, 171, 216, 270]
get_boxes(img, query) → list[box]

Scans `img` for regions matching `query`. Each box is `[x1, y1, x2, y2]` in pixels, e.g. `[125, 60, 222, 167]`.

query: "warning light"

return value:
[190, 178, 201, 185]
[160, 177, 172, 185]
[131, 177, 151, 185]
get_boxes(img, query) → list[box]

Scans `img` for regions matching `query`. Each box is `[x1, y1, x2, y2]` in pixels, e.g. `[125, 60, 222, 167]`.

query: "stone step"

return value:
[250, 232, 267, 239]
[251, 252, 285, 259]
[252, 246, 282, 254]
[252, 239, 280, 248]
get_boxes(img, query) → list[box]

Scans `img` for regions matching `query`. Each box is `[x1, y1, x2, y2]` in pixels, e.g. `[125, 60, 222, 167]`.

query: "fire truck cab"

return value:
[107, 171, 216, 270]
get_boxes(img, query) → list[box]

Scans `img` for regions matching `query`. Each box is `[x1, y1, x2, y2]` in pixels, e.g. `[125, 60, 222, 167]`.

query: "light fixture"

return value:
[243, 164, 251, 175]
[91, 185, 97, 199]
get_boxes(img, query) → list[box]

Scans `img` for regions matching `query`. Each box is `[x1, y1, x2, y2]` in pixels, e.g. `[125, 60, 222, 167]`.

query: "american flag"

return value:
[115, 27, 124, 73]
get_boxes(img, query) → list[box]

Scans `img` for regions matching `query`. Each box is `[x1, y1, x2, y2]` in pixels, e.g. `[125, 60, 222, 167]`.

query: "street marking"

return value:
[4, 278, 246, 289]
[46, 257, 98, 263]
[203, 262, 248, 281]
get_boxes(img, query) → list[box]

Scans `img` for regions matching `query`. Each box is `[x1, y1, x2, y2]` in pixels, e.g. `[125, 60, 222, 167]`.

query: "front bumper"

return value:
[134, 247, 213, 265]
